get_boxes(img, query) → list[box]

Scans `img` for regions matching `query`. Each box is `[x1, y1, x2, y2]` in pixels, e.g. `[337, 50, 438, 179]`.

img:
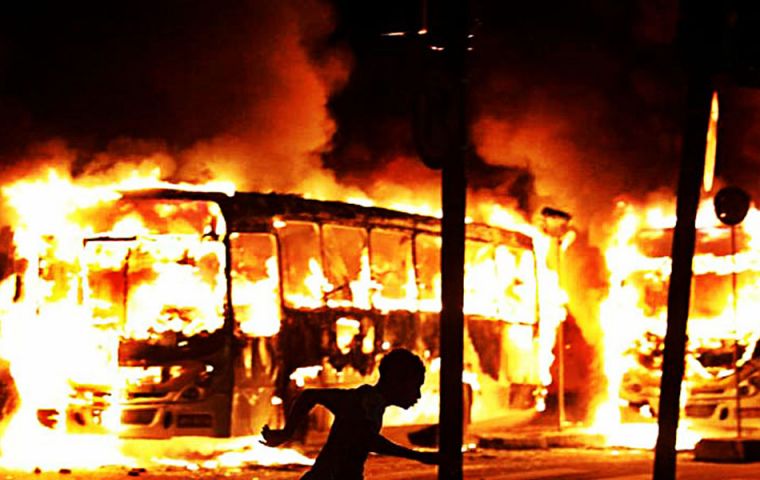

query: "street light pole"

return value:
[556, 238, 565, 430]
[417, 2, 469, 479]
[713, 186, 751, 443]
[410, 3, 469, 474]
[540, 207, 571, 431]
[652, 74, 712, 480]
[730, 225, 742, 440]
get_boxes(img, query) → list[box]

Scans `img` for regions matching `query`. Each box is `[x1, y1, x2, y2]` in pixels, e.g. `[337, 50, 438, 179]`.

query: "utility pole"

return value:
[652, 3, 714, 478]
[652, 70, 712, 480]
[714, 186, 751, 442]
[436, 1, 468, 478]
[413, 1, 470, 478]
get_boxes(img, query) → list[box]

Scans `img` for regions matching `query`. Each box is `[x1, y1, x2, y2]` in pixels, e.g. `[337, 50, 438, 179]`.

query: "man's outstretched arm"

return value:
[261, 389, 343, 447]
[369, 434, 439, 465]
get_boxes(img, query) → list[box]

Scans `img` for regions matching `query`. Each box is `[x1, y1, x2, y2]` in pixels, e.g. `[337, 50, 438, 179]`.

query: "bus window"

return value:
[464, 240, 498, 318]
[370, 229, 415, 311]
[415, 234, 441, 312]
[125, 237, 227, 341]
[230, 233, 281, 337]
[495, 246, 538, 324]
[322, 225, 371, 309]
[277, 221, 327, 309]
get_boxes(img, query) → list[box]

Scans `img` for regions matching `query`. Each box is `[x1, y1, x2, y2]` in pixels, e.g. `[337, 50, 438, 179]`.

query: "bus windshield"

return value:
[82, 198, 228, 351]
[84, 235, 227, 344]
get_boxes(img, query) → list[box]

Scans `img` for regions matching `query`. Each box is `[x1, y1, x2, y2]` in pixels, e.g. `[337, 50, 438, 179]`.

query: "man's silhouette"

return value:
[261, 348, 439, 479]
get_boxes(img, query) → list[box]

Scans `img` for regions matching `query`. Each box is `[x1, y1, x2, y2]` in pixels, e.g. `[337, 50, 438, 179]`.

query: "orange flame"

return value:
[703, 91, 719, 193]
[0, 163, 567, 469]
[593, 195, 760, 449]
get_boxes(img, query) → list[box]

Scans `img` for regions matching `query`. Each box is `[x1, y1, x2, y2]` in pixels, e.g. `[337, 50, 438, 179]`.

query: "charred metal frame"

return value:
[61, 189, 539, 439]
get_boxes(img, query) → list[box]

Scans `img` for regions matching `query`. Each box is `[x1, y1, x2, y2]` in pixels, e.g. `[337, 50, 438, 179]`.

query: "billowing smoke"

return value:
[0, 1, 691, 221]
[470, 1, 685, 227]
[0, 0, 358, 200]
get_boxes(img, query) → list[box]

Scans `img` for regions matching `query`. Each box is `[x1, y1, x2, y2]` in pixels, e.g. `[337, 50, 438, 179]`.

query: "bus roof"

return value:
[120, 189, 535, 250]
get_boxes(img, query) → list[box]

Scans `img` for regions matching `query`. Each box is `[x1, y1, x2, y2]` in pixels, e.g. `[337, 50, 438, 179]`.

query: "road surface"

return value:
[2, 447, 760, 479]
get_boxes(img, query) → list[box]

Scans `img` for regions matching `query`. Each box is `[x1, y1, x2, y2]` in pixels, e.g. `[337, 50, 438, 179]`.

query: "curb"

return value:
[477, 432, 606, 450]
[694, 438, 760, 463]
[478, 435, 549, 450]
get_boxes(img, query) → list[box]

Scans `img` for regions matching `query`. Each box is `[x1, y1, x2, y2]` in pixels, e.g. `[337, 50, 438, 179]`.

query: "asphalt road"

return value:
[2, 448, 760, 479]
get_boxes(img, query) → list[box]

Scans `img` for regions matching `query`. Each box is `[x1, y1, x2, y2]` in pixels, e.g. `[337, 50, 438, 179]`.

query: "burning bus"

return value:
[600, 199, 760, 424]
[0, 181, 558, 440]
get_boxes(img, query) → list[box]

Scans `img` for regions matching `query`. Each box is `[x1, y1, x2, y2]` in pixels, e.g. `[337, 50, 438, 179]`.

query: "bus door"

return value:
[369, 229, 416, 353]
[414, 233, 442, 355]
[463, 240, 501, 381]
[276, 221, 328, 396]
[321, 224, 375, 380]
[495, 244, 541, 407]
[228, 232, 281, 435]
[464, 240, 540, 410]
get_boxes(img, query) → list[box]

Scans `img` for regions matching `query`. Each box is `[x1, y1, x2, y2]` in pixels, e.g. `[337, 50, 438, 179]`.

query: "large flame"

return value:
[593, 195, 760, 449]
[0, 164, 566, 470]
[0, 167, 311, 471]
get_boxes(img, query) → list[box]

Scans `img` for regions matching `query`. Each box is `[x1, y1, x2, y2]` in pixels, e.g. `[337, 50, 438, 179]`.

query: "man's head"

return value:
[377, 349, 425, 409]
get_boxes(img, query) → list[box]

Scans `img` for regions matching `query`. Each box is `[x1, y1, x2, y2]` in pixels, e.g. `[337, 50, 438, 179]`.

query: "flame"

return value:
[233, 254, 281, 337]
[0, 167, 312, 470]
[0, 163, 567, 470]
[593, 196, 760, 449]
[703, 91, 719, 193]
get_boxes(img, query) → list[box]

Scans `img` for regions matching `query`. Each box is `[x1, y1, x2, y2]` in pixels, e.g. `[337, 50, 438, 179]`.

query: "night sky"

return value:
[1, 0, 759, 221]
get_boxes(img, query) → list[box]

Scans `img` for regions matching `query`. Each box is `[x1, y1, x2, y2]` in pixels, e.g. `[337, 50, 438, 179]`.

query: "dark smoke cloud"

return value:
[0, 0, 354, 197]
[716, 87, 760, 202]
[319, 0, 704, 235]
[468, 0, 688, 229]
[2, 0, 754, 215]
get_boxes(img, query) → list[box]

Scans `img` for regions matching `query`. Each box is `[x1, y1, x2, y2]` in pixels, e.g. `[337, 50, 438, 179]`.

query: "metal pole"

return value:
[731, 225, 742, 439]
[539, 207, 571, 430]
[438, 1, 468, 479]
[556, 239, 565, 431]
[652, 75, 713, 480]
[439, 137, 466, 480]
